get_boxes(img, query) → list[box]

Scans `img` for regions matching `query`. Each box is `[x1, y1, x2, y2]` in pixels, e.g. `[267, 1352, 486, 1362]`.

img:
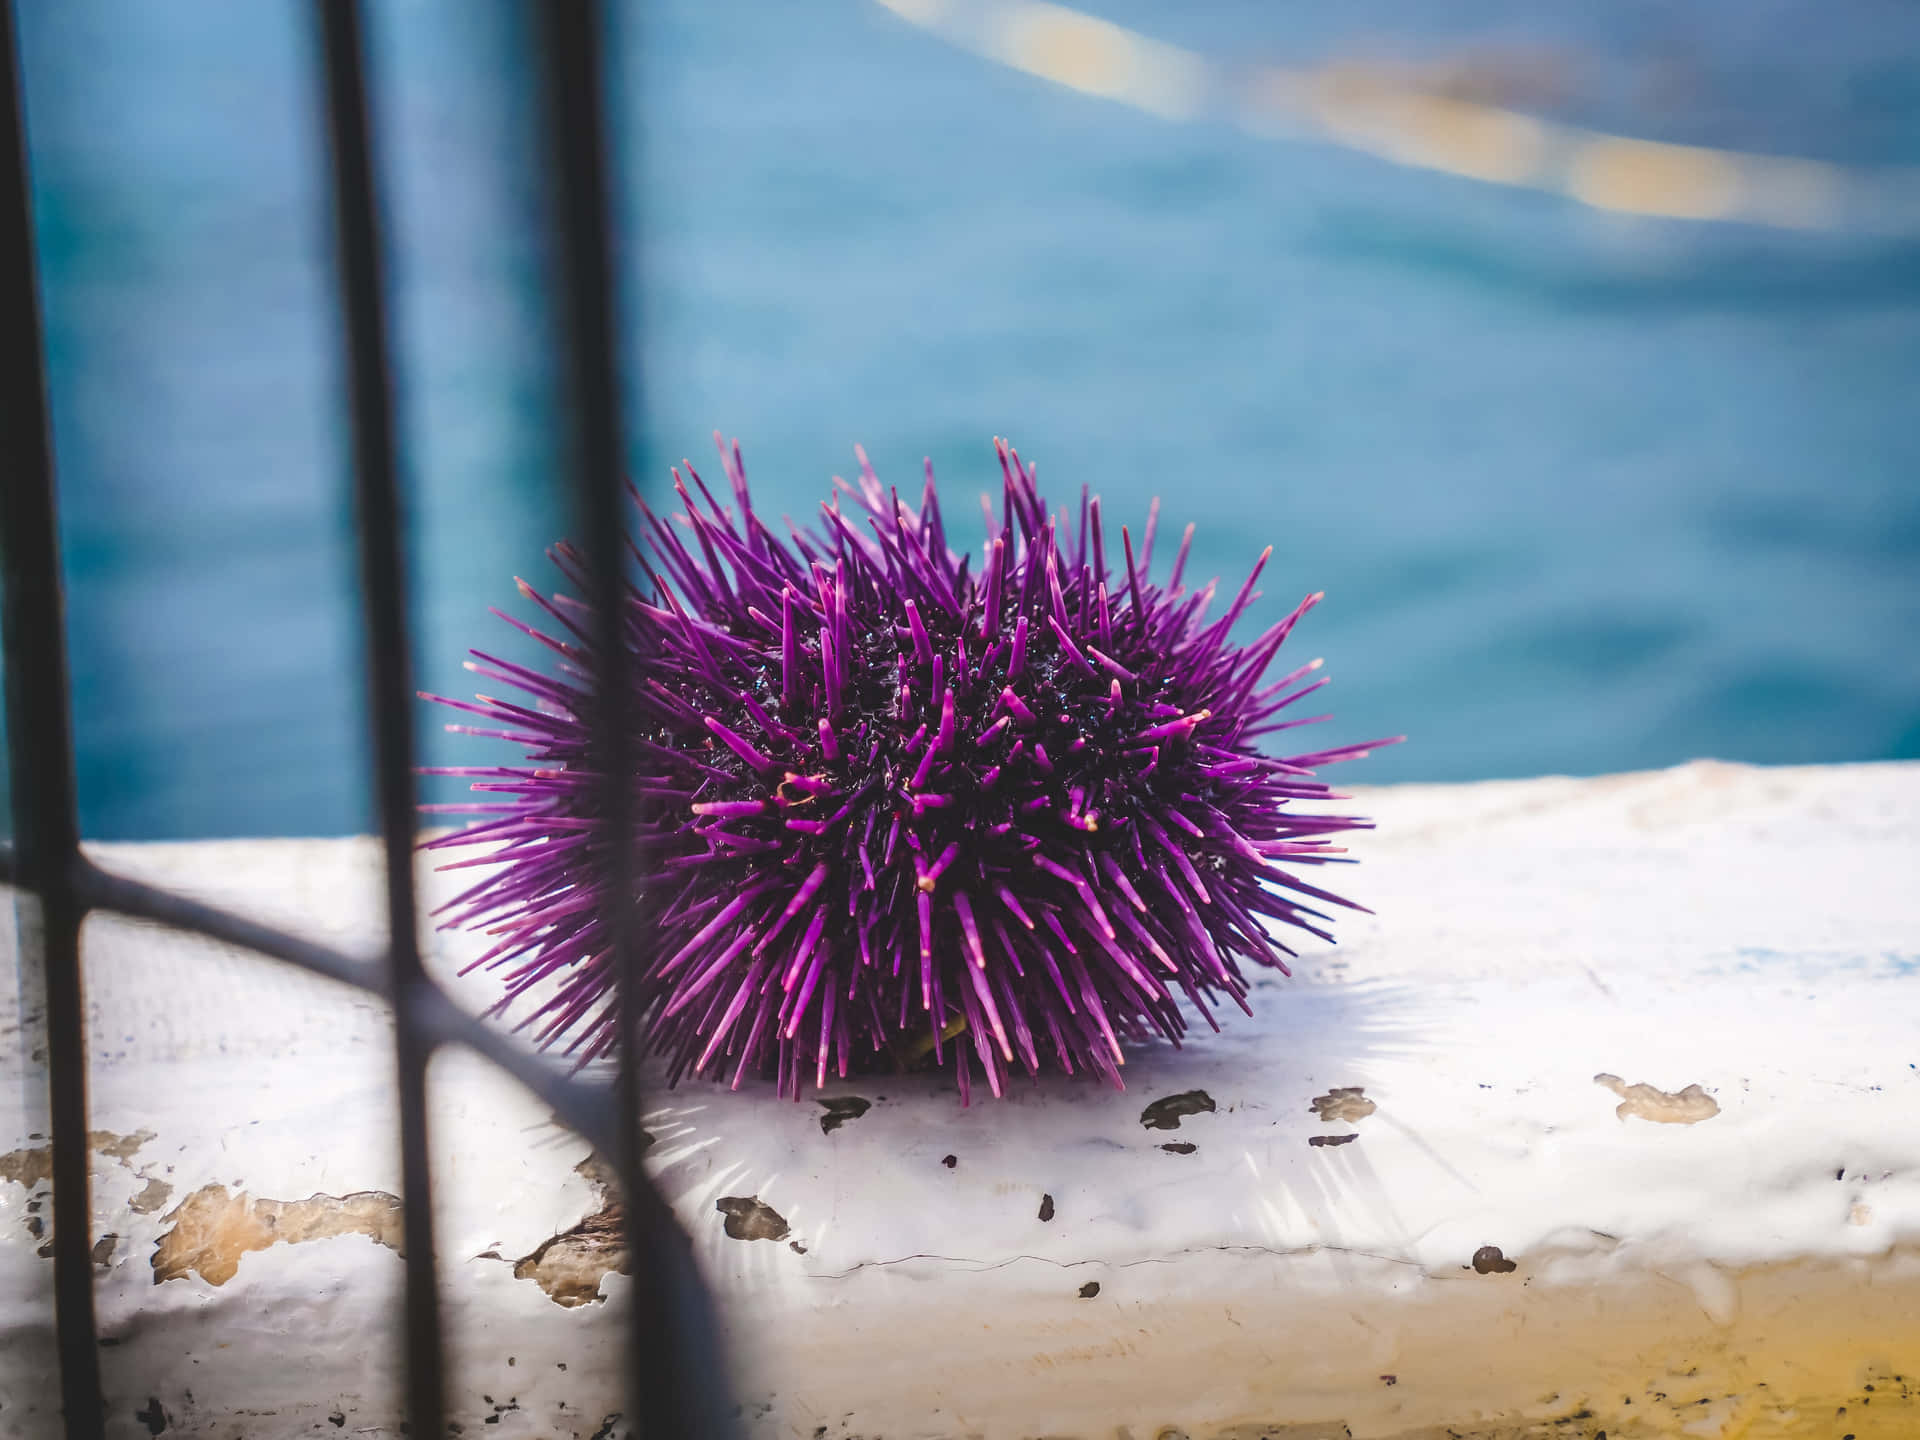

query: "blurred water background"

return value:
[11, 0, 1920, 840]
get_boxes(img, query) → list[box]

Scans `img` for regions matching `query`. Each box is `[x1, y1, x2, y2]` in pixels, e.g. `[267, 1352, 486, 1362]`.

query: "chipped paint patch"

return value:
[151, 1185, 403, 1286]
[1140, 1090, 1215, 1130]
[0, 1145, 50, 1190]
[6, 1129, 167, 1252]
[815, 1096, 871, 1134]
[1595, 1072, 1721, 1124]
[512, 1155, 626, 1309]
[133, 1396, 170, 1435]
[128, 1177, 174, 1215]
[715, 1196, 790, 1242]
[0, 1129, 154, 1192]
[91, 1129, 156, 1162]
[1309, 1087, 1375, 1123]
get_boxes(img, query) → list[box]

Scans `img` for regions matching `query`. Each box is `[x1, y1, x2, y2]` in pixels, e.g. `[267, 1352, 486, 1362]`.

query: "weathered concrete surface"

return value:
[3, 759, 1918, 1439]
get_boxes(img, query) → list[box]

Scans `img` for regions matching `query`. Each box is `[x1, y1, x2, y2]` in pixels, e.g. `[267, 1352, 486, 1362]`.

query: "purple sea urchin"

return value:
[424, 437, 1396, 1102]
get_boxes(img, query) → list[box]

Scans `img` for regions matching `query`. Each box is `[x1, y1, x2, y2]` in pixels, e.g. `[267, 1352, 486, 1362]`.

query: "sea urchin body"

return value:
[424, 437, 1396, 1102]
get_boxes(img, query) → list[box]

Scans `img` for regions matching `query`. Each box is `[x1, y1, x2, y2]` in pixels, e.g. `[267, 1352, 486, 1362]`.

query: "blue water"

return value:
[13, 0, 1920, 840]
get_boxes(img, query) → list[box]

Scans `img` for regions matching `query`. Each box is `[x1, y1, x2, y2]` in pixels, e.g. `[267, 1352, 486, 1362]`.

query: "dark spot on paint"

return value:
[1077, 1280, 1101, 1298]
[135, 1399, 169, 1436]
[941, 1153, 957, 1168]
[1159, 1142, 1197, 1155]
[1380, 1375, 1397, 1386]
[588, 1415, 620, 1440]
[1837, 1168, 1847, 1181]
[1308, 1133, 1357, 1148]
[715, 1195, 790, 1242]
[816, 1097, 872, 1134]
[789, 1240, 808, 1254]
[327, 1414, 345, 1428]
[1140, 1090, 1215, 1130]
[1471, 1245, 1518, 1274]
[1038, 1194, 1055, 1222]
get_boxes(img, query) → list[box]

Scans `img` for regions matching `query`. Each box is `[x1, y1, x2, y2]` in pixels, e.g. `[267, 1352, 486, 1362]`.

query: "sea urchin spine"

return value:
[423, 437, 1398, 1102]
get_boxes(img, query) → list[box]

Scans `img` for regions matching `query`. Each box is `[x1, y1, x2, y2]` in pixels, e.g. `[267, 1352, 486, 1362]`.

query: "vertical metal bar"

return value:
[532, 0, 646, 1412]
[314, 5, 444, 1438]
[0, 3, 104, 1437]
[533, 6, 733, 1437]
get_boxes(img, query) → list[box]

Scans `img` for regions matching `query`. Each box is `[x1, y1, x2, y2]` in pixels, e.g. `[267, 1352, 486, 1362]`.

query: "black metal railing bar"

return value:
[315, 3, 447, 1433]
[533, 4, 736, 1433]
[0, 0, 104, 1433]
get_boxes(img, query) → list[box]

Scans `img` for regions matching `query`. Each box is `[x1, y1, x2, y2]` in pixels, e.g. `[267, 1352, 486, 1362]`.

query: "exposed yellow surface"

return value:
[151, 1184, 403, 1286]
[990, 1251, 1920, 1438]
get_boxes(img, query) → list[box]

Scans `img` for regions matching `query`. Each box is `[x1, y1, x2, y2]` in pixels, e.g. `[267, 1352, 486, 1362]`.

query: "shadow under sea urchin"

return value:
[421, 437, 1399, 1103]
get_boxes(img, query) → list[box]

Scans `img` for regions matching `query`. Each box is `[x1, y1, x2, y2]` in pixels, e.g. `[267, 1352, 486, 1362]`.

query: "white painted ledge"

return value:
[4, 759, 1919, 1440]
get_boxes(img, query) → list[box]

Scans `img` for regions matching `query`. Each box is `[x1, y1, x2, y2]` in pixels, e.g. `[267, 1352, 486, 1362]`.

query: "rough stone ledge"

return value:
[2, 759, 1917, 1439]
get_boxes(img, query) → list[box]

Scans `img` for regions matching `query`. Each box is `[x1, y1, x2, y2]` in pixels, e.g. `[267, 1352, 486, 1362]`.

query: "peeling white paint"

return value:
[3, 759, 1918, 1439]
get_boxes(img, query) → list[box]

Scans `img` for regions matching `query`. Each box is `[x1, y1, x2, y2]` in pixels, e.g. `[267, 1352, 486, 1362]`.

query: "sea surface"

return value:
[11, 0, 1920, 840]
